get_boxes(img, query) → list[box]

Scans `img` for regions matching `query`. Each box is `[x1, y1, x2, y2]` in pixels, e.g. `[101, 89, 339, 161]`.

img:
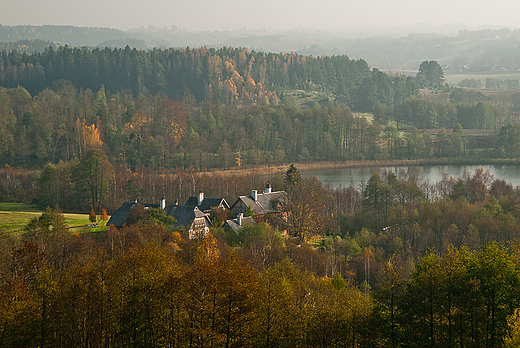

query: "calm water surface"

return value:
[305, 164, 520, 189]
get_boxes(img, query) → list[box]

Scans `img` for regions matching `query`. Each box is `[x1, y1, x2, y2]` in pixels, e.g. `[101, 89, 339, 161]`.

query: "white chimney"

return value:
[198, 191, 204, 206]
[160, 196, 166, 210]
[264, 183, 272, 194]
[238, 213, 244, 226]
[251, 190, 257, 201]
[134, 198, 138, 203]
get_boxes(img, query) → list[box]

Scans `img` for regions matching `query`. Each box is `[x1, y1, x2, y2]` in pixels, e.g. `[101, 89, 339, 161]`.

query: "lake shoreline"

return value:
[204, 158, 520, 177]
[2, 157, 519, 179]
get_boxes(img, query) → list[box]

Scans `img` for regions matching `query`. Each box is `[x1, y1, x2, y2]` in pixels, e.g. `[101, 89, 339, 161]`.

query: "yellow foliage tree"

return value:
[505, 308, 520, 347]
[235, 151, 242, 167]
[76, 119, 103, 154]
[161, 100, 187, 147]
[195, 233, 220, 265]
[84, 123, 102, 149]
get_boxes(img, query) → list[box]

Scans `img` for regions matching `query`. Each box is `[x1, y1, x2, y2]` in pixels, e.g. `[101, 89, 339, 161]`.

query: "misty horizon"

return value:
[0, 22, 515, 37]
[0, 22, 516, 41]
[3, 0, 520, 33]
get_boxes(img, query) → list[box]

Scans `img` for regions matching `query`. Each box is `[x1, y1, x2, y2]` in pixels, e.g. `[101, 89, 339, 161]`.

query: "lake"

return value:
[304, 164, 520, 189]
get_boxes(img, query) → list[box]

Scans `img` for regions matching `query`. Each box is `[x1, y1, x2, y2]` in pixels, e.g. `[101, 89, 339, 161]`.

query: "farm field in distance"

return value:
[386, 69, 520, 88]
[444, 71, 520, 86]
[0, 202, 108, 234]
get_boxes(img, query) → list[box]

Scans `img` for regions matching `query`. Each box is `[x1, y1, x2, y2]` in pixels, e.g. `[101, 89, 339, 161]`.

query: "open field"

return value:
[0, 202, 41, 212]
[352, 112, 374, 122]
[445, 71, 520, 86]
[0, 210, 44, 233]
[0, 202, 108, 234]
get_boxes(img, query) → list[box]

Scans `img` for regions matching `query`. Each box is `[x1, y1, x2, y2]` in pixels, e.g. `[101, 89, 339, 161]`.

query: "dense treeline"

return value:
[0, 83, 508, 176]
[496, 122, 520, 158]
[377, 88, 514, 130]
[385, 244, 520, 348]
[0, 40, 59, 54]
[5, 166, 520, 346]
[340, 168, 520, 254]
[0, 46, 418, 110]
[2, 45, 520, 187]
[0, 83, 379, 172]
[2, 232, 520, 347]
[0, 130, 509, 214]
[0, 224, 378, 348]
[337, 168, 520, 347]
[2, 80, 519, 215]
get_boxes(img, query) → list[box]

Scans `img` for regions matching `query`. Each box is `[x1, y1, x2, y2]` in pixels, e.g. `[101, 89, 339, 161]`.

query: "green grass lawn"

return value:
[0, 202, 40, 212]
[0, 202, 109, 234]
[0, 210, 44, 233]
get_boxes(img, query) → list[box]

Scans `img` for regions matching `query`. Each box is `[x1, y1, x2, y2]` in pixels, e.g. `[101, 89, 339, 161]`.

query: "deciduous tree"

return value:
[74, 148, 113, 211]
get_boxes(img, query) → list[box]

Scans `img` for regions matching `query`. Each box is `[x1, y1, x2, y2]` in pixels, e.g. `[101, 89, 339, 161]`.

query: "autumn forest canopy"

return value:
[0, 46, 519, 176]
[5, 166, 520, 347]
[0, 46, 421, 108]
[5, 41, 520, 347]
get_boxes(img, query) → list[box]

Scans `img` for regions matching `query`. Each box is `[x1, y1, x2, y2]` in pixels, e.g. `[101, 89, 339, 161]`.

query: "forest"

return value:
[3, 41, 520, 347]
[1, 81, 520, 213]
[0, 84, 517, 169]
[0, 45, 421, 110]
[0, 47, 518, 179]
[4, 166, 520, 347]
[3, 25, 520, 73]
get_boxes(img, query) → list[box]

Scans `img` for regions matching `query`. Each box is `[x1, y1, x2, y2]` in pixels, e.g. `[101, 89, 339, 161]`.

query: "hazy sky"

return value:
[2, 0, 519, 31]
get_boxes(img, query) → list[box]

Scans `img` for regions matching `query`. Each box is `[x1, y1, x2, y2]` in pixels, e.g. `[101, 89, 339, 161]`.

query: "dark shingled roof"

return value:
[164, 205, 210, 229]
[185, 196, 229, 212]
[223, 216, 257, 233]
[108, 202, 211, 229]
[107, 202, 160, 227]
[231, 191, 288, 216]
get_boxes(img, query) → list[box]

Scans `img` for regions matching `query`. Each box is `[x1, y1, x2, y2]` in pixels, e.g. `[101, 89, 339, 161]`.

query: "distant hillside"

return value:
[0, 25, 131, 47]
[125, 26, 520, 72]
[2, 25, 520, 74]
[97, 38, 147, 50]
[0, 39, 58, 53]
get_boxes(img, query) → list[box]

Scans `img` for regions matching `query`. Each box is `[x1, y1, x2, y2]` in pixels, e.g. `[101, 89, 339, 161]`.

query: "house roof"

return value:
[223, 216, 257, 233]
[231, 191, 288, 215]
[107, 202, 160, 227]
[164, 205, 210, 228]
[185, 197, 230, 212]
[108, 201, 212, 229]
